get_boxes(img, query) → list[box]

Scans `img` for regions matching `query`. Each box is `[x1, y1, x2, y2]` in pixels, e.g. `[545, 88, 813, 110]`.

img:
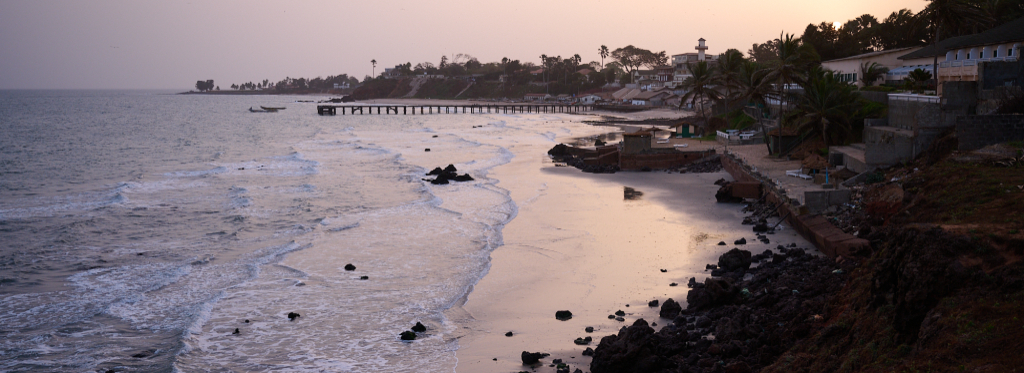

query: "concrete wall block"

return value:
[828, 189, 851, 205]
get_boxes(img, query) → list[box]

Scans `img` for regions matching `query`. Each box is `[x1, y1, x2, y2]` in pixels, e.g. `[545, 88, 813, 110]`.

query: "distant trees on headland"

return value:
[194, 80, 214, 92]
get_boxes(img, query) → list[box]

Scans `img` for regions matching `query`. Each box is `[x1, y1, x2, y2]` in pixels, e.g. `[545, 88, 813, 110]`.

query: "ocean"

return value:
[0, 90, 600, 372]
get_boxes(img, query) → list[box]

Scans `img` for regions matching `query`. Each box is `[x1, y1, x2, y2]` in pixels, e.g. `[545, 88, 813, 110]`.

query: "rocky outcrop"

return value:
[590, 252, 851, 373]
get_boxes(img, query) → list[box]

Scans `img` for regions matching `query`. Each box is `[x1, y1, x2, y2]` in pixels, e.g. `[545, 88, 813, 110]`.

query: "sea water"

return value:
[0, 91, 594, 372]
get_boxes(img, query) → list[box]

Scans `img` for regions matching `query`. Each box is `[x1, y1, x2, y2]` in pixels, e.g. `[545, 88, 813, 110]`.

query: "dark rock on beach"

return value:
[555, 310, 573, 320]
[287, 312, 300, 321]
[521, 351, 550, 365]
[505, 331, 513, 337]
[590, 249, 852, 373]
[344, 264, 356, 271]
[648, 299, 659, 307]
[412, 322, 426, 332]
[718, 248, 752, 273]
[659, 298, 681, 319]
[400, 331, 417, 341]
[734, 238, 746, 245]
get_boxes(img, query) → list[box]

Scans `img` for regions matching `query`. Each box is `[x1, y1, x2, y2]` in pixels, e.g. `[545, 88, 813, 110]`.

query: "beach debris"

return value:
[555, 310, 573, 320]
[344, 264, 356, 271]
[659, 298, 682, 319]
[505, 331, 514, 337]
[623, 187, 643, 200]
[232, 328, 239, 335]
[287, 312, 300, 321]
[734, 238, 747, 245]
[582, 347, 595, 356]
[585, 326, 594, 333]
[359, 276, 369, 280]
[614, 310, 625, 316]
[521, 351, 550, 365]
[412, 322, 426, 332]
[573, 336, 593, 345]
[400, 331, 417, 341]
[715, 182, 744, 203]
[648, 299, 659, 307]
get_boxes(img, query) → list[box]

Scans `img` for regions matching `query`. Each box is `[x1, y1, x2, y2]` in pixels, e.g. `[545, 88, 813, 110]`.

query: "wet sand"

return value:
[451, 134, 814, 372]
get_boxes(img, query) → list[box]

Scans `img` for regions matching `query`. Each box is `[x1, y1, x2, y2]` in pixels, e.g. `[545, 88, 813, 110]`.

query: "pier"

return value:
[316, 104, 595, 115]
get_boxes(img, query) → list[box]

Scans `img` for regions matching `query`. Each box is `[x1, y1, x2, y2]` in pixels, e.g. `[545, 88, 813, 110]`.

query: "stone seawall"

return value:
[720, 153, 869, 258]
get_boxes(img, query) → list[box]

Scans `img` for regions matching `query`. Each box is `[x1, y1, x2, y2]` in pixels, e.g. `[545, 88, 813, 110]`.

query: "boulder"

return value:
[443, 164, 458, 173]
[734, 238, 747, 245]
[412, 322, 426, 332]
[400, 331, 416, 341]
[659, 298, 682, 319]
[589, 319, 657, 373]
[585, 326, 594, 333]
[648, 299, 659, 307]
[426, 167, 444, 175]
[505, 331, 513, 337]
[521, 351, 549, 365]
[344, 264, 356, 271]
[686, 277, 739, 310]
[555, 310, 573, 320]
[615, 310, 626, 316]
[582, 347, 595, 356]
[718, 248, 752, 272]
[287, 312, 300, 321]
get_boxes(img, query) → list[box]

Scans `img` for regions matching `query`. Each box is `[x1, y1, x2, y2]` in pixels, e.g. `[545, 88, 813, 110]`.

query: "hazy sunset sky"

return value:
[0, 0, 926, 90]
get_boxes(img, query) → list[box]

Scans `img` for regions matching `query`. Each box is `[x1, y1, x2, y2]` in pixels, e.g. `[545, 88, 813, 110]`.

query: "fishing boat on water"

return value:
[260, 106, 286, 111]
[249, 106, 278, 113]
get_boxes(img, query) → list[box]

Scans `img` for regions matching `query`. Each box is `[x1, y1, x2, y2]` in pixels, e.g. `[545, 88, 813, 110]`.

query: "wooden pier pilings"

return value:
[316, 104, 595, 116]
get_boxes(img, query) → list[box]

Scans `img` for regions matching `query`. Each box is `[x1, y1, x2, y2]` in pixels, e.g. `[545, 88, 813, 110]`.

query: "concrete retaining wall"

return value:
[619, 150, 715, 171]
[957, 114, 1024, 150]
[720, 153, 868, 258]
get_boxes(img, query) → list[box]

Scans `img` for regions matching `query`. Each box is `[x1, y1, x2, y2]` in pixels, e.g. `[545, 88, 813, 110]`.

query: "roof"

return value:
[633, 90, 674, 100]
[634, 70, 657, 76]
[898, 35, 973, 60]
[899, 17, 1024, 59]
[621, 89, 643, 100]
[524, 93, 549, 97]
[957, 16, 1024, 49]
[821, 47, 919, 63]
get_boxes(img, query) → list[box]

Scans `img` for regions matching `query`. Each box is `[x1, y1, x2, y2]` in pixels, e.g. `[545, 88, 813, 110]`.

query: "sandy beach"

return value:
[449, 125, 814, 372]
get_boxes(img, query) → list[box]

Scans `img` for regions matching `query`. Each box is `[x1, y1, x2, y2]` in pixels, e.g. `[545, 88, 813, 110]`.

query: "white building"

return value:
[820, 47, 921, 87]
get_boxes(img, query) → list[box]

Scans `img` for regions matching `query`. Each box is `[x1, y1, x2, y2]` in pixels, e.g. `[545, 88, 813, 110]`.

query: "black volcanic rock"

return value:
[521, 351, 549, 365]
[555, 310, 573, 320]
[659, 298, 681, 319]
[344, 264, 356, 271]
[412, 322, 426, 332]
[718, 248, 752, 272]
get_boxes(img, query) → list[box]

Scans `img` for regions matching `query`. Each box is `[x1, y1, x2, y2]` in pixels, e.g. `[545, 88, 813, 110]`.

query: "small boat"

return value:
[260, 106, 286, 111]
[249, 107, 277, 113]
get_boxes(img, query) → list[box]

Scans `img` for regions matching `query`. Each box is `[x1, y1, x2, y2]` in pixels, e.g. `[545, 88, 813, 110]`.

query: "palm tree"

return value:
[793, 66, 860, 149]
[918, 0, 990, 91]
[715, 49, 746, 109]
[763, 33, 816, 129]
[678, 61, 722, 126]
[371, 59, 377, 78]
[599, 45, 610, 69]
[859, 61, 889, 87]
[735, 61, 773, 111]
[906, 68, 933, 91]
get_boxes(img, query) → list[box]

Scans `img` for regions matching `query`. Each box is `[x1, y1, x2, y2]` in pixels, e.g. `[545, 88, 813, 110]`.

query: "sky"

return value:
[0, 0, 927, 90]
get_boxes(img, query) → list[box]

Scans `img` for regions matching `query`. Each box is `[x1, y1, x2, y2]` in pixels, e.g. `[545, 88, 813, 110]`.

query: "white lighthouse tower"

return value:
[696, 38, 708, 61]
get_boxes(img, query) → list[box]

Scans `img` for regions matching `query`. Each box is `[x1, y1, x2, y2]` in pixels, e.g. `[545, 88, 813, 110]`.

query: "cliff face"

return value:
[764, 226, 1023, 373]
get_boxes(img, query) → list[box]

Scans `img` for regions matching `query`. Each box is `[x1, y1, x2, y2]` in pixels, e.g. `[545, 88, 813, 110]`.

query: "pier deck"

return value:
[316, 104, 594, 115]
